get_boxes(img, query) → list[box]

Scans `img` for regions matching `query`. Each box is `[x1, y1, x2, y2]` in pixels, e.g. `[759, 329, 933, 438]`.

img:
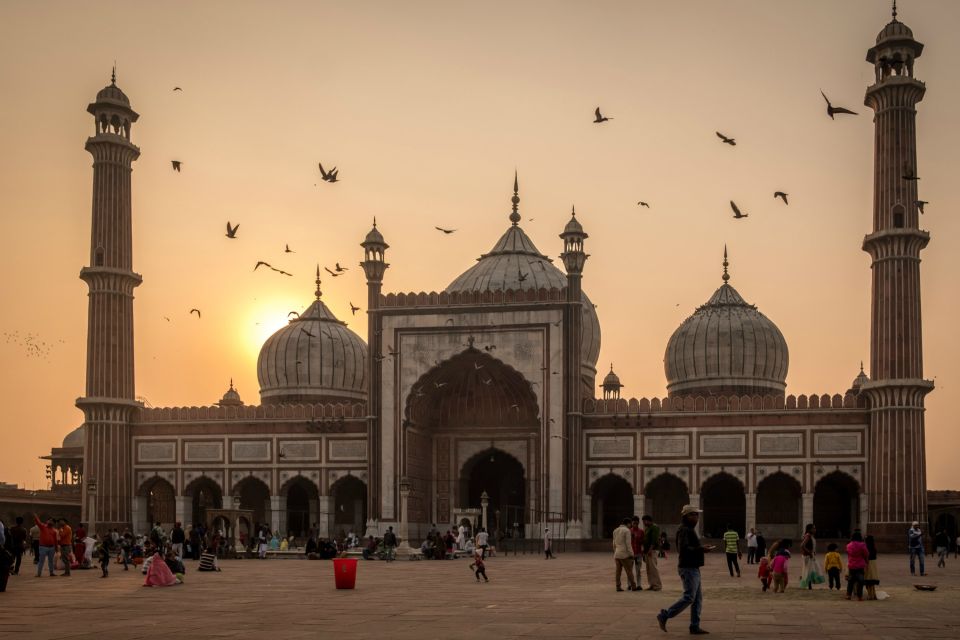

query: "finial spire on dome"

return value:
[372, 216, 377, 228]
[892, 0, 898, 20]
[860, 360, 865, 374]
[509, 170, 521, 226]
[314, 265, 323, 300]
[722, 245, 730, 283]
[229, 377, 234, 390]
[111, 63, 116, 86]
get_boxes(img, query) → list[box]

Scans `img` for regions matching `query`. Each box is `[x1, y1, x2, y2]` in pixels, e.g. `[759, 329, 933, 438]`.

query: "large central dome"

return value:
[444, 181, 600, 393]
[665, 253, 788, 397]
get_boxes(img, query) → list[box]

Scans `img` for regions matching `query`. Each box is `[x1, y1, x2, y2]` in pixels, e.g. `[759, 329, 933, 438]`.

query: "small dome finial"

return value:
[860, 360, 865, 374]
[610, 363, 614, 372]
[229, 377, 234, 390]
[111, 63, 116, 86]
[892, 0, 898, 20]
[722, 245, 730, 283]
[314, 264, 323, 300]
[372, 216, 377, 229]
[510, 170, 521, 225]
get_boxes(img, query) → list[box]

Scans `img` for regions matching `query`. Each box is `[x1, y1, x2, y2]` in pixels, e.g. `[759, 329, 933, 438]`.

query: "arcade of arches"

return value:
[403, 348, 539, 530]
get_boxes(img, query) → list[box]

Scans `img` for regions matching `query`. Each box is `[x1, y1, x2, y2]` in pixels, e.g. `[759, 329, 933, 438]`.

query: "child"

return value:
[824, 543, 843, 591]
[758, 555, 771, 592]
[96, 535, 113, 578]
[771, 538, 792, 593]
[472, 550, 489, 583]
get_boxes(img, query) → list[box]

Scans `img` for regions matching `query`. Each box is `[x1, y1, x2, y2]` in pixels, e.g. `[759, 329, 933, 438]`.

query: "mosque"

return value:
[48, 8, 935, 549]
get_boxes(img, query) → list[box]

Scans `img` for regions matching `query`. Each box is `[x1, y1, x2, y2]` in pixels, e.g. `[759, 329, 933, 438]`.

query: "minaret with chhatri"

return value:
[77, 69, 142, 534]
[861, 2, 934, 547]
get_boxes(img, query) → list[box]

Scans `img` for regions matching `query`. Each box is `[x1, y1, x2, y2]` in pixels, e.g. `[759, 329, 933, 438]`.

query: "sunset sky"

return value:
[1, 0, 958, 490]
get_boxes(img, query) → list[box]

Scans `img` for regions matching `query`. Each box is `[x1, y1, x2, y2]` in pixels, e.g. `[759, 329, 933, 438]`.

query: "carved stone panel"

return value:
[645, 435, 689, 457]
[328, 439, 367, 461]
[231, 440, 271, 462]
[814, 433, 861, 456]
[184, 441, 223, 463]
[137, 441, 176, 463]
[278, 440, 320, 461]
[589, 436, 634, 459]
[756, 434, 802, 456]
[700, 435, 745, 456]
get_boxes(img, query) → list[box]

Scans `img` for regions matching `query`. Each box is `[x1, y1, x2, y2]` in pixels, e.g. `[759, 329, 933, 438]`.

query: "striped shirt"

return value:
[723, 530, 739, 554]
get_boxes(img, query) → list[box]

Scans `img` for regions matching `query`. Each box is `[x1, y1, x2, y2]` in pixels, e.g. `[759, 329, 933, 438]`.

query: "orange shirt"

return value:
[59, 524, 73, 546]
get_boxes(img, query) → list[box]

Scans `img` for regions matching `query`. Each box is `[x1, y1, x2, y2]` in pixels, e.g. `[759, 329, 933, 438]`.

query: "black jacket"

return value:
[676, 524, 706, 569]
[171, 527, 186, 543]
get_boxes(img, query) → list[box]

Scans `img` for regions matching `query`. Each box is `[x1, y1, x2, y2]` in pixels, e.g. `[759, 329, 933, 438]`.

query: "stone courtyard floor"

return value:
[1, 552, 959, 639]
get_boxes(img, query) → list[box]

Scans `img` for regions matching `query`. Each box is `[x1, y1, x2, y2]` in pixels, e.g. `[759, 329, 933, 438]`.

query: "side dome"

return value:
[257, 284, 367, 404]
[62, 425, 85, 448]
[876, 18, 913, 44]
[443, 184, 600, 394]
[664, 255, 788, 397]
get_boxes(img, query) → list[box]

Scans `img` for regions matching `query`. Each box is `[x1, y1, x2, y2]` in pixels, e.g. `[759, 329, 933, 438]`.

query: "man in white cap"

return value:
[656, 504, 715, 635]
[908, 520, 926, 576]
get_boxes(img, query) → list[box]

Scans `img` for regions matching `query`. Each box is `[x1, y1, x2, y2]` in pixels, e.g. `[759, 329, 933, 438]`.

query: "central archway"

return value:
[756, 472, 802, 539]
[461, 448, 525, 533]
[185, 476, 222, 528]
[235, 477, 271, 529]
[138, 477, 175, 529]
[701, 473, 746, 538]
[813, 472, 860, 539]
[644, 474, 689, 537]
[591, 474, 634, 538]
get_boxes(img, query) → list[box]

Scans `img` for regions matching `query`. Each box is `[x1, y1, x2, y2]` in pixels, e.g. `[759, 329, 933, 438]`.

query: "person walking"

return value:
[383, 526, 397, 562]
[907, 521, 925, 576]
[824, 543, 843, 591]
[613, 517, 637, 592]
[29, 520, 40, 565]
[629, 517, 644, 589]
[8, 517, 28, 576]
[57, 519, 73, 576]
[864, 534, 881, 600]
[935, 528, 949, 568]
[96, 534, 114, 578]
[656, 505, 715, 635]
[472, 549, 489, 583]
[772, 540, 792, 593]
[475, 527, 490, 559]
[746, 528, 758, 564]
[33, 515, 58, 577]
[543, 527, 555, 559]
[641, 515, 663, 590]
[799, 524, 824, 589]
[723, 523, 741, 577]
[170, 522, 185, 559]
[845, 530, 869, 601]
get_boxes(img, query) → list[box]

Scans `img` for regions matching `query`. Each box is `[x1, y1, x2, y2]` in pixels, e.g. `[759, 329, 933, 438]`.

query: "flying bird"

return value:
[730, 201, 749, 219]
[517, 270, 528, 283]
[335, 263, 349, 272]
[302, 329, 316, 338]
[318, 162, 339, 182]
[820, 90, 858, 119]
[637, 201, 650, 208]
[435, 226, 457, 234]
[902, 168, 920, 181]
[285, 244, 295, 253]
[350, 303, 361, 315]
[916, 200, 928, 213]
[434, 381, 448, 388]
[171, 160, 182, 172]
[254, 261, 272, 271]
[324, 267, 343, 277]
[225, 221, 239, 238]
[774, 192, 789, 205]
[190, 308, 201, 319]
[716, 131, 736, 146]
[482, 378, 493, 385]
[173, 87, 183, 92]
[593, 107, 612, 123]
[483, 345, 497, 352]
[474, 362, 484, 370]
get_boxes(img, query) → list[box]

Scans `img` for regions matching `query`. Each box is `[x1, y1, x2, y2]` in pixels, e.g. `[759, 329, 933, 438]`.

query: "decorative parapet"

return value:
[582, 393, 866, 415]
[380, 287, 565, 309]
[137, 402, 367, 423]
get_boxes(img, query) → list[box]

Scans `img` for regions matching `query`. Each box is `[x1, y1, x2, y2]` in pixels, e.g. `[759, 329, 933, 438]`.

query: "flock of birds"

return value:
[2, 330, 63, 363]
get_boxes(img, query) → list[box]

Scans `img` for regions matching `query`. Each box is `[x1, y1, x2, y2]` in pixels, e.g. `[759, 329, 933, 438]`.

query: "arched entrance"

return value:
[813, 472, 860, 539]
[185, 476, 223, 528]
[404, 346, 540, 529]
[591, 474, 634, 538]
[461, 448, 525, 533]
[235, 477, 271, 529]
[331, 475, 366, 537]
[756, 473, 802, 539]
[282, 477, 319, 538]
[644, 474, 689, 535]
[139, 477, 175, 529]
[701, 473, 745, 538]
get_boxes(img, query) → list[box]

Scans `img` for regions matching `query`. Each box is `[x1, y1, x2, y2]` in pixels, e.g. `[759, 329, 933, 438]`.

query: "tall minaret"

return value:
[77, 70, 142, 534]
[861, 4, 933, 547]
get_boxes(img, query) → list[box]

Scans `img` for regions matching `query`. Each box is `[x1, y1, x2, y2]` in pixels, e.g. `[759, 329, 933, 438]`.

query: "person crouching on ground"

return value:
[613, 517, 637, 592]
[656, 505, 715, 635]
[824, 543, 843, 591]
[772, 539, 792, 593]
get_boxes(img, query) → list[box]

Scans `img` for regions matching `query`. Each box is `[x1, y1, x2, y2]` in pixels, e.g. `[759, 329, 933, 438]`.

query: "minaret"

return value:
[861, 4, 934, 547]
[77, 70, 142, 534]
[361, 218, 388, 533]
[560, 204, 588, 533]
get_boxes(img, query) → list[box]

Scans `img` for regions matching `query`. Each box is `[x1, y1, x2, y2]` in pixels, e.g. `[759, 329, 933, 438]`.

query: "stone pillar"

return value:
[633, 494, 645, 518]
[802, 493, 814, 531]
[132, 496, 147, 535]
[317, 496, 334, 538]
[175, 496, 189, 526]
[746, 493, 757, 531]
[859, 494, 869, 534]
[582, 494, 592, 538]
[270, 496, 282, 535]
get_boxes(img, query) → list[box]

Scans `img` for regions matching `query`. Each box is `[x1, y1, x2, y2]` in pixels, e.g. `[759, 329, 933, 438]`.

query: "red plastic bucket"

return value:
[333, 558, 358, 589]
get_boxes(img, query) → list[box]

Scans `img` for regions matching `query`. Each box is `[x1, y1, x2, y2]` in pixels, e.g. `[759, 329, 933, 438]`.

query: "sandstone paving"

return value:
[1, 552, 958, 639]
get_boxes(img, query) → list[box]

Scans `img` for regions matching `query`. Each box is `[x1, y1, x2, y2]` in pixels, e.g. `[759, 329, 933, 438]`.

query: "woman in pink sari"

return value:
[143, 552, 178, 587]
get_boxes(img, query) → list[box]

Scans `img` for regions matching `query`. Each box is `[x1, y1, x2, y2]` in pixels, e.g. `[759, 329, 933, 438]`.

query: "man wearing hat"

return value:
[656, 504, 715, 635]
[908, 520, 925, 576]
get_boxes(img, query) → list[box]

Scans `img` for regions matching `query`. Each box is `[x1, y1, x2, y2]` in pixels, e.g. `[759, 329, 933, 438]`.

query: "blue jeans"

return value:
[661, 567, 702, 629]
[37, 545, 55, 576]
[909, 547, 925, 574]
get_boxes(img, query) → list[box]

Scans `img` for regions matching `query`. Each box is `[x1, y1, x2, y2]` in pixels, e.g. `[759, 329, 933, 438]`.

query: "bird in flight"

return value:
[820, 90, 858, 119]
[173, 87, 183, 92]
[716, 131, 736, 146]
[171, 160, 182, 172]
[350, 303, 360, 315]
[484, 345, 497, 352]
[302, 329, 316, 338]
[435, 226, 457, 234]
[163, 316, 170, 322]
[190, 308, 201, 319]
[434, 381, 448, 388]
[593, 107, 612, 123]
[254, 261, 272, 271]
[335, 263, 349, 272]
[285, 244, 295, 253]
[318, 163, 339, 183]
[225, 222, 239, 238]
[902, 167, 920, 181]
[517, 270, 528, 283]
[474, 362, 484, 370]
[637, 201, 650, 208]
[774, 192, 789, 205]
[324, 267, 343, 277]
[482, 377, 493, 386]
[730, 201, 749, 219]
[916, 200, 928, 213]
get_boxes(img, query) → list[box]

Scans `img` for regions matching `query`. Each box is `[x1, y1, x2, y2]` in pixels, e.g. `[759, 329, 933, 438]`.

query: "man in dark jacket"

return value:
[8, 517, 28, 576]
[656, 505, 715, 635]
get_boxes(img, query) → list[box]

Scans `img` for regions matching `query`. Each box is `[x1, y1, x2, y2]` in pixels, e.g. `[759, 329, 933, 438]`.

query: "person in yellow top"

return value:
[823, 543, 843, 591]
